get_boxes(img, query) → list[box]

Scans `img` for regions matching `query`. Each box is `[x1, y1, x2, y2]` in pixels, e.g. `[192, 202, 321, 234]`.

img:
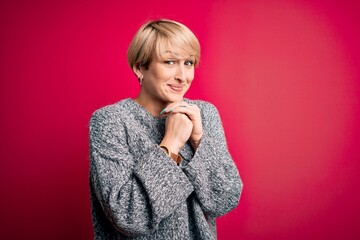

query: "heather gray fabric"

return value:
[89, 98, 242, 240]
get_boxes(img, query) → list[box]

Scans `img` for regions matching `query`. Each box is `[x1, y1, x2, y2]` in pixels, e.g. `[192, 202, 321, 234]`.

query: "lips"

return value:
[168, 84, 184, 92]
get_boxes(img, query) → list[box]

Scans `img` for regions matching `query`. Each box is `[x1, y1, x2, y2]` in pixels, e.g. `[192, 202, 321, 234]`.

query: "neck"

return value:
[134, 93, 168, 117]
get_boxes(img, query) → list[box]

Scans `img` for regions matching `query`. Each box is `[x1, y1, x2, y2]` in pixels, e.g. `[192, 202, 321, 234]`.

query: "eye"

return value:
[184, 60, 194, 66]
[164, 60, 175, 65]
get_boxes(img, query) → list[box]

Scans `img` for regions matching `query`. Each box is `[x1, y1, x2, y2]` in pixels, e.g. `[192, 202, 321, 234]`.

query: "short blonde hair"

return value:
[127, 19, 201, 69]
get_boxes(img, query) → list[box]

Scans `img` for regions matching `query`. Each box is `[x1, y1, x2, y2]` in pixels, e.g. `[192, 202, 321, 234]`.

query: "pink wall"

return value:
[1, 0, 359, 239]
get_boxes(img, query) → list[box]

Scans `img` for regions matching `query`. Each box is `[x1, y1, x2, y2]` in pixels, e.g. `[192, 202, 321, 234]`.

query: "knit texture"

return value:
[89, 98, 243, 240]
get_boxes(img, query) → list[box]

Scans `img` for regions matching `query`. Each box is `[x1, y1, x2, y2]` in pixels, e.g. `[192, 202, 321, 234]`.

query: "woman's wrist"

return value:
[190, 139, 200, 150]
[159, 138, 181, 155]
[190, 133, 203, 150]
[159, 145, 182, 165]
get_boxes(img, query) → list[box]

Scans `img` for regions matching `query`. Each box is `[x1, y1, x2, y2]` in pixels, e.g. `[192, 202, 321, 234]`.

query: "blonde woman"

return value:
[89, 19, 243, 239]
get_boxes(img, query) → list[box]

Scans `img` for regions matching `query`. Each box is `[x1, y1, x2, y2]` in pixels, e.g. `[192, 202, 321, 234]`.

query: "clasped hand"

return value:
[160, 101, 203, 153]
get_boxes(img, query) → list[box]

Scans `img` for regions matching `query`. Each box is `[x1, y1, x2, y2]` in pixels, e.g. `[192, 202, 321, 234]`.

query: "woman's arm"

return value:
[89, 108, 193, 237]
[181, 102, 243, 217]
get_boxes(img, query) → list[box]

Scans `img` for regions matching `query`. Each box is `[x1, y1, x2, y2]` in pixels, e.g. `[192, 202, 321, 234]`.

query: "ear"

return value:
[132, 63, 143, 79]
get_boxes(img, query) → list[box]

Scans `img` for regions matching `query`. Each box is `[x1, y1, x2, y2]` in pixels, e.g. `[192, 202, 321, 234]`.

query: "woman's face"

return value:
[139, 49, 195, 104]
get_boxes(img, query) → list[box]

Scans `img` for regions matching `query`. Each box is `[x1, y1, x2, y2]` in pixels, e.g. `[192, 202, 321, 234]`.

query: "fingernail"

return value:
[160, 108, 167, 115]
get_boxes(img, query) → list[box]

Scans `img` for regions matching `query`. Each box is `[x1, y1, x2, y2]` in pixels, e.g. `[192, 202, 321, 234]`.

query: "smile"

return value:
[168, 84, 184, 92]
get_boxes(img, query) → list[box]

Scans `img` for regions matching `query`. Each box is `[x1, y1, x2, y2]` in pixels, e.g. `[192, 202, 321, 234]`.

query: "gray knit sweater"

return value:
[89, 98, 242, 240]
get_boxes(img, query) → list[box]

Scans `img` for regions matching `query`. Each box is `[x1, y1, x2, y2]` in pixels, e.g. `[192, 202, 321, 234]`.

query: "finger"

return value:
[170, 107, 197, 119]
[160, 101, 185, 115]
[172, 104, 199, 116]
[160, 101, 193, 115]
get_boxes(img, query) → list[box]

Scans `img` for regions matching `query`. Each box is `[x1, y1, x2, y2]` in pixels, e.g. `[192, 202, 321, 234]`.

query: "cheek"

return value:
[186, 69, 195, 82]
[158, 68, 174, 81]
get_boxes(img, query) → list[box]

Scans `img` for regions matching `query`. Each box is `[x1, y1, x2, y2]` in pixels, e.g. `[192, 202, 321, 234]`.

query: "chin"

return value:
[169, 95, 184, 102]
[165, 94, 184, 103]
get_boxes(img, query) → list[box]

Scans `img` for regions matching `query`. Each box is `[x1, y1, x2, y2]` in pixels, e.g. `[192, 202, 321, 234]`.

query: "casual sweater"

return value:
[89, 98, 243, 240]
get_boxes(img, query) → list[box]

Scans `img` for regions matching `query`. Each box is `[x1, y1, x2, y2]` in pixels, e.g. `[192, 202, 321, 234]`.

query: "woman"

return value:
[89, 19, 243, 239]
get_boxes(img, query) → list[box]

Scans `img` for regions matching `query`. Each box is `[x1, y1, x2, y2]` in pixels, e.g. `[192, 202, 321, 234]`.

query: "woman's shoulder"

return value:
[90, 98, 134, 124]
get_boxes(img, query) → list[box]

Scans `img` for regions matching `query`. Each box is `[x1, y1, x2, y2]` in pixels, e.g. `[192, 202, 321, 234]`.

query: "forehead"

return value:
[155, 38, 196, 59]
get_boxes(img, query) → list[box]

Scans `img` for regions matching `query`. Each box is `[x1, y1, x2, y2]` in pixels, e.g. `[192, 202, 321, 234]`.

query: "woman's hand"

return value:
[160, 112, 193, 154]
[161, 101, 203, 150]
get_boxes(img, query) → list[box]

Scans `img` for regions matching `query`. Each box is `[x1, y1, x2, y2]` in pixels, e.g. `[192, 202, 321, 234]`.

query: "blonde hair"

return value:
[127, 19, 201, 70]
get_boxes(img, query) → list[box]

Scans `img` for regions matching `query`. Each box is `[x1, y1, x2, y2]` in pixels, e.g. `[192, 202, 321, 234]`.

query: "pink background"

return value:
[1, 0, 359, 239]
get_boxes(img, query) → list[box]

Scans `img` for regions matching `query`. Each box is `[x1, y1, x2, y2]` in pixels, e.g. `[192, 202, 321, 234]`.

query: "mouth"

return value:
[167, 84, 184, 93]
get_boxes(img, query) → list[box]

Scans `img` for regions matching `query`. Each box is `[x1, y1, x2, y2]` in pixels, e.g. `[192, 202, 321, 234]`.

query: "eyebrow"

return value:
[160, 51, 195, 59]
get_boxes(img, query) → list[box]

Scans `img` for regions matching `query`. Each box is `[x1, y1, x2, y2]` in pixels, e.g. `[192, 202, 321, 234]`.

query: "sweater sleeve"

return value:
[181, 102, 243, 217]
[89, 108, 194, 237]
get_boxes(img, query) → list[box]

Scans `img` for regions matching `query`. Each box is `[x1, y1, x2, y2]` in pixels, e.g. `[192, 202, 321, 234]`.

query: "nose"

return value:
[174, 64, 186, 82]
